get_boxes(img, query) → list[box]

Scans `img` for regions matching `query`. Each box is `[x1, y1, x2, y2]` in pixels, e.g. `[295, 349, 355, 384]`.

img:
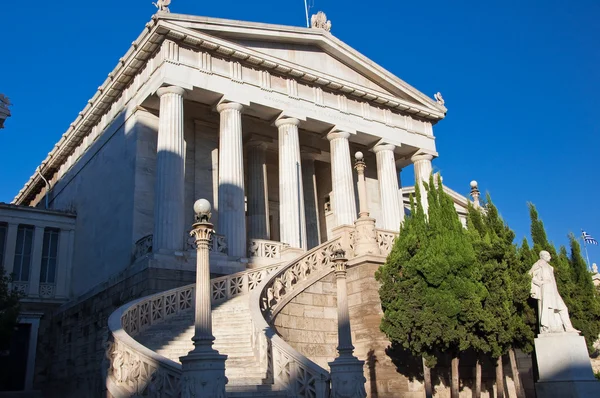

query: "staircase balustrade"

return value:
[247, 239, 289, 259]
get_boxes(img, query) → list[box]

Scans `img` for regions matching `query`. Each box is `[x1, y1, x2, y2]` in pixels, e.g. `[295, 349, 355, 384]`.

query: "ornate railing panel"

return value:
[133, 233, 229, 263]
[247, 239, 289, 259]
[375, 229, 398, 256]
[210, 264, 281, 304]
[249, 237, 349, 398]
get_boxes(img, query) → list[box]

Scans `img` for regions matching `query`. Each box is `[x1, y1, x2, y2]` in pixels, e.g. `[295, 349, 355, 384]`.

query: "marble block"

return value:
[534, 333, 600, 397]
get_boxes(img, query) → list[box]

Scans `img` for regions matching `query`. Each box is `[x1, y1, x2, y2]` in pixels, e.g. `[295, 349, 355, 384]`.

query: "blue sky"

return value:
[1, 0, 598, 260]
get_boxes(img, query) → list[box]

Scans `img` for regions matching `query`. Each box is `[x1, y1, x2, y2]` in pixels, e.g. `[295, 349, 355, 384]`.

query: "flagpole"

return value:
[582, 230, 592, 270]
[304, 0, 310, 27]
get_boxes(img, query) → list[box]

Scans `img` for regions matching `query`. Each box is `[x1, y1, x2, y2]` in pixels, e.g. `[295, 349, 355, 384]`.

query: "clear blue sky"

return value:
[1, 0, 598, 260]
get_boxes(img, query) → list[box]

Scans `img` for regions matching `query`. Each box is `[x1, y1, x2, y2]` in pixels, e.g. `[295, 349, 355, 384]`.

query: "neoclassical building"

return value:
[2, 10, 531, 398]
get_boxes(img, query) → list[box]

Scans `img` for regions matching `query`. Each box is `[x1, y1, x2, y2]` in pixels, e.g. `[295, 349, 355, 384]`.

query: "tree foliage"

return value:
[376, 176, 487, 367]
[467, 196, 535, 359]
[0, 268, 21, 351]
[526, 204, 600, 353]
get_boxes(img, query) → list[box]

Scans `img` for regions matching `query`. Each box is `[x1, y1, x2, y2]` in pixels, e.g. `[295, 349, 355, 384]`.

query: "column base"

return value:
[328, 356, 367, 398]
[180, 350, 228, 397]
[353, 217, 379, 256]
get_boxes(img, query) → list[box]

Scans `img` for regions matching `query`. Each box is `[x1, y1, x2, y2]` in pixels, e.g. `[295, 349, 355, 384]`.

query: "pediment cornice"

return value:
[14, 13, 444, 205]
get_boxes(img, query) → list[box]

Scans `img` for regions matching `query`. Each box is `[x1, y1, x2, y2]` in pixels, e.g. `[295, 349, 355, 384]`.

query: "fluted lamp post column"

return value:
[180, 199, 228, 397]
[328, 250, 367, 398]
[352, 152, 379, 256]
[470, 180, 481, 208]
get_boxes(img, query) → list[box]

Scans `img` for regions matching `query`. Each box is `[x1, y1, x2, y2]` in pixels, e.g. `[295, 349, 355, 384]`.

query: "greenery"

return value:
[467, 196, 535, 360]
[376, 176, 487, 396]
[0, 268, 21, 351]
[526, 204, 600, 353]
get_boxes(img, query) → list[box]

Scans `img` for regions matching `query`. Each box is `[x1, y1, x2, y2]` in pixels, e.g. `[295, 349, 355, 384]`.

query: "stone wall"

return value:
[48, 109, 142, 297]
[273, 273, 338, 369]
[33, 265, 195, 398]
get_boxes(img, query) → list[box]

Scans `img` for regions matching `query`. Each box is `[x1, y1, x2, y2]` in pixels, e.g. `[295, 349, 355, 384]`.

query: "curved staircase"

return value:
[106, 227, 397, 397]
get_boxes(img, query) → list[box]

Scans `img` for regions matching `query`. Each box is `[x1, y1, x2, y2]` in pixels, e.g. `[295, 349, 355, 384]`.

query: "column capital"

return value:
[274, 117, 300, 128]
[156, 85, 186, 97]
[327, 130, 351, 141]
[216, 101, 244, 113]
[372, 143, 396, 153]
[411, 151, 434, 162]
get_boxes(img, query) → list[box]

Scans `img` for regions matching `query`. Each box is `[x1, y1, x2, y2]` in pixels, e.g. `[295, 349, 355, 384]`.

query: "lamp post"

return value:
[352, 152, 379, 256]
[180, 199, 228, 397]
[328, 249, 367, 398]
[470, 180, 480, 208]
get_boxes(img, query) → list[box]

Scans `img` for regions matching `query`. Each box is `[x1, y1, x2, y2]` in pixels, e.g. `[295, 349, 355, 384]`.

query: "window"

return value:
[40, 228, 60, 284]
[0, 223, 7, 270]
[13, 225, 34, 282]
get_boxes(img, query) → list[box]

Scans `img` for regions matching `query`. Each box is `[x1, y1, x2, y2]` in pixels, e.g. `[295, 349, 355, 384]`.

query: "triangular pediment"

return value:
[159, 13, 446, 118]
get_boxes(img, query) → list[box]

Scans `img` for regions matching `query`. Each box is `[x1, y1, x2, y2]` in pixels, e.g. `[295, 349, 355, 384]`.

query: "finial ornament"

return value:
[153, 0, 171, 13]
[434, 92, 445, 106]
[311, 11, 332, 31]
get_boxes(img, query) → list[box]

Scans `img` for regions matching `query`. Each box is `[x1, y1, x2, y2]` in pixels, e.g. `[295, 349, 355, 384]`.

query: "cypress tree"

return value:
[377, 175, 487, 398]
[567, 234, 600, 352]
[468, 196, 535, 398]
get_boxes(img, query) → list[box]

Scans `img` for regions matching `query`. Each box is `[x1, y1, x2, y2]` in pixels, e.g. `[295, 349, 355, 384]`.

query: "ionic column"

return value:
[411, 152, 434, 214]
[374, 144, 403, 231]
[246, 141, 270, 241]
[28, 226, 45, 297]
[153, 86, 186, 253]
[327, 131, 357, 227]
[275, 118, 307, 249]
[301, 151, 321, 249]
[216, 102, 246, 258]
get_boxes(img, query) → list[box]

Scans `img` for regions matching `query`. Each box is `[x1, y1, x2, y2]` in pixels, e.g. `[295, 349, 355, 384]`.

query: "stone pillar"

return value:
[411, 152, 434, 214]
[246, 141, 270, 241]
[216, 102, 246, 258]
[327, 131, 357, 227]
[276, 118, 307, 249]
[301, 151, 321, 249]
[153, 86, 186, 253]
[55, 229, 74, 299]
[353, 153, 379, 256]
[181, 199, 228, 395]
[470, 180, 481, 208]
[28, 226, 45, 297]
[329, 250, 367, 398]
[2, 223, 18, 275]
[374, 144, 403, 231]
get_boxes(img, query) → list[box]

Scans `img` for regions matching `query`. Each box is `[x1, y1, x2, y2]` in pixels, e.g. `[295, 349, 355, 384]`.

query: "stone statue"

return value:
[593, 263, 598, 274]
[311, 11, 332, 31]
[529, 250, 580, 334]
[434, 92, 445, 106]
[153, 0, 171, 12]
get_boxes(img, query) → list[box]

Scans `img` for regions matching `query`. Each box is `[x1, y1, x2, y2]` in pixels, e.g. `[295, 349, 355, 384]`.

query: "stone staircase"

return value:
[134, 294, 285, 396]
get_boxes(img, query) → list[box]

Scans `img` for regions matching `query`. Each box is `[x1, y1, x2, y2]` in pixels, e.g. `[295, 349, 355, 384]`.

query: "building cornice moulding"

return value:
[14, 13, 444, 206]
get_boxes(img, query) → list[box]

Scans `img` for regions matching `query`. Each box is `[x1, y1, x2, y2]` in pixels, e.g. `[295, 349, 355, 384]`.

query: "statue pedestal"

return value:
[534, 333, 600, 397]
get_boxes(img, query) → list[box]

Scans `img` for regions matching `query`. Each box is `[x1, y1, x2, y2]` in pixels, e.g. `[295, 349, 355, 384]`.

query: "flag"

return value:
[582, 231, 598, 245]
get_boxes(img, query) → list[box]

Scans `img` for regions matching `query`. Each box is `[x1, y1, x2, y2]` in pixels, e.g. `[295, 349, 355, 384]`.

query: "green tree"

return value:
[467, 197, 534, 398]
[0, 268, 20, 351]
[376, 176, 487, 398]
[567, 234, 600, 352]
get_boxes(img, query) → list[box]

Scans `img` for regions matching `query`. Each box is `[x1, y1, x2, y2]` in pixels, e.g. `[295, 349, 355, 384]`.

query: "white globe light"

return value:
[193, 198, 211, 216]
[470, 180, 478, 189]
[355, 151, 364, 161]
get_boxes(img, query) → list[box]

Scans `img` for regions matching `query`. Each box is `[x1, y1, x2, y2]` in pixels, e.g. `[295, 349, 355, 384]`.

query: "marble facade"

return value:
[5, 11, 458, 397]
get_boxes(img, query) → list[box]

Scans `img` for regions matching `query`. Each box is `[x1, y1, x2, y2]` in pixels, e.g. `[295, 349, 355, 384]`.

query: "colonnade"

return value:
[152, 85, 434, 257]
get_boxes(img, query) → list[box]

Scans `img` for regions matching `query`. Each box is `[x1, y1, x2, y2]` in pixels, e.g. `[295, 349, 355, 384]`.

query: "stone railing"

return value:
[132, 233, 229, 263]
[249, 236, 349, 398]
[375, 228, 398, 256]
[247, 239, 289, 259]
[107, 265, 286, 396]
[107, 284, 191, 396]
